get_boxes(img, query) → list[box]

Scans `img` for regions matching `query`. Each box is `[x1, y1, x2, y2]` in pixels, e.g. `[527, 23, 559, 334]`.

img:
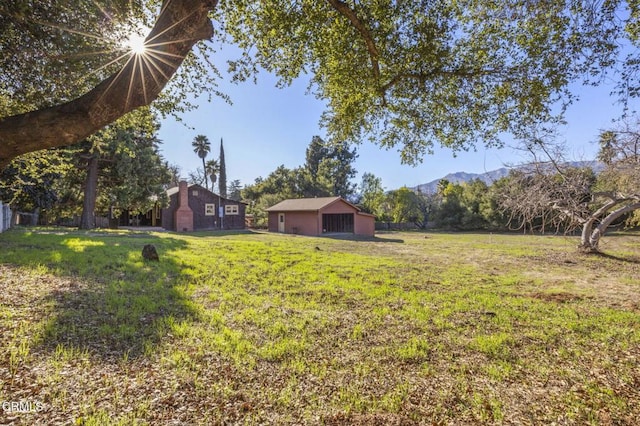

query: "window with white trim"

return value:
[205, 204, 215, 216]
[225, 204, 239, 215]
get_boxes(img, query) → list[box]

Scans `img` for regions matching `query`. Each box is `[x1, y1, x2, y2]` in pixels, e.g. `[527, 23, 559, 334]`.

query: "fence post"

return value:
[0, 201, 5, 233]
[1, 201, 12, 233]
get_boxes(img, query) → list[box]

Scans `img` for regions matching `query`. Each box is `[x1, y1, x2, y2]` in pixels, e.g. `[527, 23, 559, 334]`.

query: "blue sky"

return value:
[158, 51, 631, 192]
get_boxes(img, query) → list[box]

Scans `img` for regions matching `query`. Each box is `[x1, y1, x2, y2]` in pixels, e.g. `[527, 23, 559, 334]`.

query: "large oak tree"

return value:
[0, 0, 636, 168]
[0, 0, 216, 167]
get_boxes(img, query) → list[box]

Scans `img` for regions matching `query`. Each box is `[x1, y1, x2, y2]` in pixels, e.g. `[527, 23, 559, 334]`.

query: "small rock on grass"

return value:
[142, 244, 159, 261]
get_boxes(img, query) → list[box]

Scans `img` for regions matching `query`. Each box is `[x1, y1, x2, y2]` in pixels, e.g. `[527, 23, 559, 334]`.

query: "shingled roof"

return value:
[265, 196, 349, 212]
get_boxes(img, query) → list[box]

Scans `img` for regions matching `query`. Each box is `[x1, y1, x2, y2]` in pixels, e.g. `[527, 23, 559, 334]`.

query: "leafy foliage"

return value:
[356, 172, 385, 216]
[0, 149, 74, 213]
[382, 187, 429, 226]
[205, 159, 220, 191]
[192, 135, 212, 190]
[243, 136, 359, 226]
[0, 0, 221, 118]
[227, 179, 243, 201]
[0, 0, 140, 113]
[3, 0, 640, 168]
[58, 109, 172, 227]
[305, 136, 358, 198]
[219, 0, 624, 164]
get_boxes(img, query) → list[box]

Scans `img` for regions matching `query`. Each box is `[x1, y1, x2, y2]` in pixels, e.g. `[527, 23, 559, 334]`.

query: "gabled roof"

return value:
[166, 183, 203, 197]
[166, 183, 248, 204]
[266, 196, 360, 212]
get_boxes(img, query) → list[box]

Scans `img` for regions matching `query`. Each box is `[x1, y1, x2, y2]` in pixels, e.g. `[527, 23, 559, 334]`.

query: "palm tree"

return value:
[205, 159, 220, 193]
[191, 134, 211, 190]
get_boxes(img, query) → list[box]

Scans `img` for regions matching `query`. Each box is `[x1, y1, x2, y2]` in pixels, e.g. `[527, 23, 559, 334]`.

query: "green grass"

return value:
[1, 227, 639, 424]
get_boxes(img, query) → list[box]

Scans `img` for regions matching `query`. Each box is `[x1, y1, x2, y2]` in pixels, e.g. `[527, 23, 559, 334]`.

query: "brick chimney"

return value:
[174, 180, 193, 232]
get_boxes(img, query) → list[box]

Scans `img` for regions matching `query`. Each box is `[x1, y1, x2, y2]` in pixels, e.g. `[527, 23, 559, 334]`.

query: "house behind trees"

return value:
[162, 181, 246, 232]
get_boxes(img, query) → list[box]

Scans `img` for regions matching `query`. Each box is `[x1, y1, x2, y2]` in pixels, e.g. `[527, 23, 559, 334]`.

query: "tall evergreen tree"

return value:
[304, 136, 357, 198]
[227, 179, 242, 201]
[219, 138, 227, 198]
[75, 109, 171, 229]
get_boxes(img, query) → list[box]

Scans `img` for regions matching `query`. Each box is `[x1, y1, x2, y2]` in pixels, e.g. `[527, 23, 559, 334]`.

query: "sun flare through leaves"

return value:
[4, 2, 184, 112]
[127, 33, 147, 55]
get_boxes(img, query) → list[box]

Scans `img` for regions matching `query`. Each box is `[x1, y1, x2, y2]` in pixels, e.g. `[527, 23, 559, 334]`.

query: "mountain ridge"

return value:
[413, 161, 603, 194]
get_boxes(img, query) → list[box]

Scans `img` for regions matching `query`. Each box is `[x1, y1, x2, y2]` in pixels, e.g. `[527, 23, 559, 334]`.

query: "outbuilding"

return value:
[266, 196, 375, 237]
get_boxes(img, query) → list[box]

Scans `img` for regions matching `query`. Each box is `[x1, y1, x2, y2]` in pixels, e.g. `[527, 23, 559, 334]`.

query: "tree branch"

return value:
[589, 201, 640, 248]
[549, 202, 589, 225]
[325, 0, 380, 82]
[0, 0, 218, 169]
[379, 67, 523, 94]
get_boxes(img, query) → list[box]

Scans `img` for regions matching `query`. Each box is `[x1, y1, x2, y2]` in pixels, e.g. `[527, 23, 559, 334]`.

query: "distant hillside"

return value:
[414, 161, 603, 194]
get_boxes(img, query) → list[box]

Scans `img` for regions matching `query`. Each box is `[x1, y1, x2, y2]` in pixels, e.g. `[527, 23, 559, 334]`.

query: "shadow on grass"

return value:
[1, 228, 200, 360]
[177, 229, 258, 238]
[321, 232, 405, 243]
[587, 250, 640, 264]
[192, 228, 407, 243]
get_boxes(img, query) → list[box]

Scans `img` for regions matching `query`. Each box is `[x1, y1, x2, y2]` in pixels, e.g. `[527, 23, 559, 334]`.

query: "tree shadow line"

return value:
[4, 230, 201, 361]
[3, 227, 408, 361]
[587, 250, 640, 264]
[181, 228, 407, 243]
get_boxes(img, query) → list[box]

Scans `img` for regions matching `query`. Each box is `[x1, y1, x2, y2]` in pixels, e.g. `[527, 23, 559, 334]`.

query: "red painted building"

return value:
[266, 197, 375, 237]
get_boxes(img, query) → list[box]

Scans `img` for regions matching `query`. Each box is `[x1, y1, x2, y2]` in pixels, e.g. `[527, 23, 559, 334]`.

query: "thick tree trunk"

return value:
[32, 207, 40, 226]
[202, 157, 209, 191]
[0, 0, 218, 169]
[80, 155, 99, 230]
[580, 217, 596, 250]
[579, 201, 640, 252]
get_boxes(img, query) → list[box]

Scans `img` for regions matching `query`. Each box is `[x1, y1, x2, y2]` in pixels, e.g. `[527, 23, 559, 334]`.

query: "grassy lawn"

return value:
[1, 228, 639, 425]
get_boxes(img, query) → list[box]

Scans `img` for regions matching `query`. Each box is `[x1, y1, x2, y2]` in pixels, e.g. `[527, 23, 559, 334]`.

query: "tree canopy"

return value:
[192, 135, 212, 190]
[0, 0, 637, 167]
[0, 0, 217, 166]
[242, 135, 359, 226]
[222, 0, 628, 161]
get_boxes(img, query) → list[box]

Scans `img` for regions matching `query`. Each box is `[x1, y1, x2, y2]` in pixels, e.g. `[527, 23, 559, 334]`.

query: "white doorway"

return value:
[278, 213, 285, 233]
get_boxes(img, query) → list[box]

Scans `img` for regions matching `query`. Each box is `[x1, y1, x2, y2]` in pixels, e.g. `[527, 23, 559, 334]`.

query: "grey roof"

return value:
[166, 183, 201, 197]
[266, 197, 354, 212]
[166, 185, 184, 197]
[166, 183, 248, 204]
